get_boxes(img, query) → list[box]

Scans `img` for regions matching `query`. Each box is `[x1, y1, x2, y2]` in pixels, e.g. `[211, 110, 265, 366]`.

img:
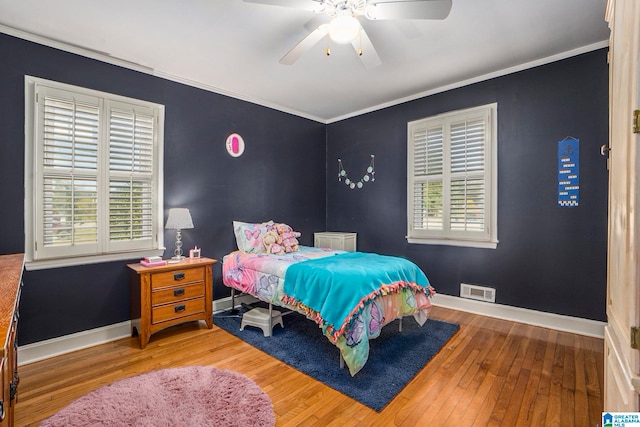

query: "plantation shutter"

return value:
[407, 104, 495, 245]
[31, 79, 162, 263]
[449, 118, 486, 233]
[107, 103, 156, 252]
[37, 89, 101, 258]
[411, 125, 444, 232]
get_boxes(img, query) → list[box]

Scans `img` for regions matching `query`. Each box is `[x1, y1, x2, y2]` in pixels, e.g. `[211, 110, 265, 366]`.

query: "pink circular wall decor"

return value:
[226, 133, 245, 157]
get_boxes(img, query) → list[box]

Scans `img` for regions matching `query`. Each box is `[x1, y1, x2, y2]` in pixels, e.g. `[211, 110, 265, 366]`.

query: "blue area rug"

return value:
[213, 308, 459, 411]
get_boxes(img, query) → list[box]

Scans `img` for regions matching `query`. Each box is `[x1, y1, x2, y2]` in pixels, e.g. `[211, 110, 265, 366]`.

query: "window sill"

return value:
[25, 249, 165, 271]
[407, 237, 498, 249]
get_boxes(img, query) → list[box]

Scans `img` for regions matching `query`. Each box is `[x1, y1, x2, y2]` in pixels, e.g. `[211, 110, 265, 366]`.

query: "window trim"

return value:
[24, 76, 165, 270]
[406, 103, 498, 249]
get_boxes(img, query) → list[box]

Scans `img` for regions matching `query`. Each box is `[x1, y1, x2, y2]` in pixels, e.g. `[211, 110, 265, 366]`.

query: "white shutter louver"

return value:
[108, 105, 155, 246]
[109, 180, 153, 241]
[109, 109, 154, 173]
[450, 119, 486, 232]
[41, 95, 100, 249]
[411, 126, 445, 232]
[43, 98, 99, 170]
[42, 177, 98, 246]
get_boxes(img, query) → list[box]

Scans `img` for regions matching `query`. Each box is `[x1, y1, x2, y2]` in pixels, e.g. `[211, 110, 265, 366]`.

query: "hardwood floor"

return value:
[15, 306, 604, 426]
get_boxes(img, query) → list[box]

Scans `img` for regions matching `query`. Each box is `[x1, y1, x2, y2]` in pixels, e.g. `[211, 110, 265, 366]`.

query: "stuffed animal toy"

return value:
[274, 223, 301, 253]
[279, 231, 300, 252]
[262, 230, 285, 255]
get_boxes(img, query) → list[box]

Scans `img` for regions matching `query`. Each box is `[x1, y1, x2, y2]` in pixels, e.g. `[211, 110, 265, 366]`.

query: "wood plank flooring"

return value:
[15, 306, 604, 426]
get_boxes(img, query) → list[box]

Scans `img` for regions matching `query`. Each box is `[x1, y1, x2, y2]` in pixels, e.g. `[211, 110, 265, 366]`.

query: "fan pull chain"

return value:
[338, 155, 375, 189]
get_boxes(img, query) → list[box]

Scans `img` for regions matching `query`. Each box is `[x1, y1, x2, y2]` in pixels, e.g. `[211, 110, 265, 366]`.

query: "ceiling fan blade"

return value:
[280, 24, 330, 65]
[242, 0, 323, 12]
[351, 27, 382, 70]
[366, 0, 452, 20]
[303, 15, 330, 32]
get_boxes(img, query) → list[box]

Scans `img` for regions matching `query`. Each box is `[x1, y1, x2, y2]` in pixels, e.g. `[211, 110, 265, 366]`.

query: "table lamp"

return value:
[165, 208, 194, 262]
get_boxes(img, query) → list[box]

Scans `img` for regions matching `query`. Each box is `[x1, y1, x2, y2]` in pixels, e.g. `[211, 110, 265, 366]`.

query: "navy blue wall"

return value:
[0, 33, 327, 345]
[1, 31, 608, 346]
[326, 49, 609, 321]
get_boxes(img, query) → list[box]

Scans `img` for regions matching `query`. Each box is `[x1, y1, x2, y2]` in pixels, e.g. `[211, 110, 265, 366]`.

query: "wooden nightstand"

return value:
[127, 257, 216, 349]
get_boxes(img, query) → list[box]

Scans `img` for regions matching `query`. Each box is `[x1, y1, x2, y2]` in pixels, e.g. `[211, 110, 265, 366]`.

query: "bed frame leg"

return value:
[230, 288, 238, 314]
[399, 317, 403, 332]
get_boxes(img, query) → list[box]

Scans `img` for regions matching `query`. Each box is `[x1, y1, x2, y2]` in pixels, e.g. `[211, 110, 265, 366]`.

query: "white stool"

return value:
[240, 307, 283, 337]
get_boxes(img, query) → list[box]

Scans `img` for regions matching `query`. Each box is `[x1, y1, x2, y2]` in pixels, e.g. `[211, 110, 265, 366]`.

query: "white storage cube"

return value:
[313, 232, 357, 251]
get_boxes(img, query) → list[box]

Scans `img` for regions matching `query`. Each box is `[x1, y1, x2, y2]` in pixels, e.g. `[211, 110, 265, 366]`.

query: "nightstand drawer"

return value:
[152, 297, 205, 324]
[152, 282, 204, 306]
[151, 268, 204, 289]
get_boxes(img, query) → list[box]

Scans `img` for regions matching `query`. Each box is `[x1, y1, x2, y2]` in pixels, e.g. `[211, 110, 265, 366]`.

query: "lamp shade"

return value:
[329, 15, 360, 44]
[165, 208, 194, 230]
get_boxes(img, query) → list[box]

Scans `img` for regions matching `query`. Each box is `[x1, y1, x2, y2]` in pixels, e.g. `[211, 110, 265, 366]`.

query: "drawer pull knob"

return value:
[173, 272, 185, 281]
[174, 304, 186, 313]
[173, 288, 185, 297]
[9, 382, 16, 402]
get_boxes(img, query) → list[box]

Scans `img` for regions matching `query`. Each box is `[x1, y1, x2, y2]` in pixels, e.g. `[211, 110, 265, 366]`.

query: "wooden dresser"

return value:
[0, 254, 23, 427]
[128, 257, 216, 349]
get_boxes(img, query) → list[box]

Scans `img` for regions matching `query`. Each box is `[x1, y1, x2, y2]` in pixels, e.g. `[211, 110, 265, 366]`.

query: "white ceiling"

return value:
[0, 0, 610, 123]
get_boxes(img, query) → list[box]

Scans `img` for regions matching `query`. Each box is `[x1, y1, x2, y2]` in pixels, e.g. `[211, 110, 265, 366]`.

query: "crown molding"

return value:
[1, 23, 609, 125]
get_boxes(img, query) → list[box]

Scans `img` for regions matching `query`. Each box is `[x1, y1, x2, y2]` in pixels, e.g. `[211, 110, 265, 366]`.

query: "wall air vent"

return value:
[460, 283, 496, 303]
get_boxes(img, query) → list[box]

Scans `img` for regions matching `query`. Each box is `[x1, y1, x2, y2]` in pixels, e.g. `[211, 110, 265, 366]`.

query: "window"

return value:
[25, 77, 165, 269]
[407, 103, 497, 248]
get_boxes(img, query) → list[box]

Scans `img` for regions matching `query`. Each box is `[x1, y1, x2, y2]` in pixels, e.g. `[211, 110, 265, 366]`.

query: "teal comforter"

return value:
[282, 251, 429, 340]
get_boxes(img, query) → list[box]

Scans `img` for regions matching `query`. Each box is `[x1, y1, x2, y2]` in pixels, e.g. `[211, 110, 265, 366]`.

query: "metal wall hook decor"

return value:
[338, 155, 375, 189]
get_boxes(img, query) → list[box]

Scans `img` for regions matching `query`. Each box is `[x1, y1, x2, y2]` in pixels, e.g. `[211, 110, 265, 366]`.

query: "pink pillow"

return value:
[233, 220, 274, 253]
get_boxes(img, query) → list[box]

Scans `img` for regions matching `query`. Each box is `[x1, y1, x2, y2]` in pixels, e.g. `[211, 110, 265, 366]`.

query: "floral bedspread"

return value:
[222, 246, 434, 375]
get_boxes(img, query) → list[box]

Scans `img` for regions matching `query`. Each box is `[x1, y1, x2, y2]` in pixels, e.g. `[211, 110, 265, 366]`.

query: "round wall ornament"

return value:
[226, 133, 245, 157]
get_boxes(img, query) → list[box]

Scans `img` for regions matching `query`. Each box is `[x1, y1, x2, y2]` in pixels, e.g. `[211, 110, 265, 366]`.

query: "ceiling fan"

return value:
[243, 0, 453, 69]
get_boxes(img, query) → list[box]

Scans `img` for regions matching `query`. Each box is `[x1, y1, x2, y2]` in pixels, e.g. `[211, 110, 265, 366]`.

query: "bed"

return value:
[222, 221, 435, 376]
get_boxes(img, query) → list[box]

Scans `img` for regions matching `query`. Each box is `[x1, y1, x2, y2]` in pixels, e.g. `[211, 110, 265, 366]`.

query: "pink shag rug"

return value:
[39, 366, 275, 427]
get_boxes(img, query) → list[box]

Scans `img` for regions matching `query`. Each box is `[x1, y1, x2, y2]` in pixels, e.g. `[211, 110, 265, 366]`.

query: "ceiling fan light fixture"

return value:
[364, 4, 378, 20]
[328, 15, 360, 44]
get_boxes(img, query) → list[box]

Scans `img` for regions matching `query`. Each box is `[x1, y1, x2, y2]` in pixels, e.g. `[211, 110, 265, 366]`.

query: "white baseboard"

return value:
[18, 294, 605, 366]
[18, 295, 260, 366]
[432, 293, 605, 338]
[18, 321, 132, 366]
